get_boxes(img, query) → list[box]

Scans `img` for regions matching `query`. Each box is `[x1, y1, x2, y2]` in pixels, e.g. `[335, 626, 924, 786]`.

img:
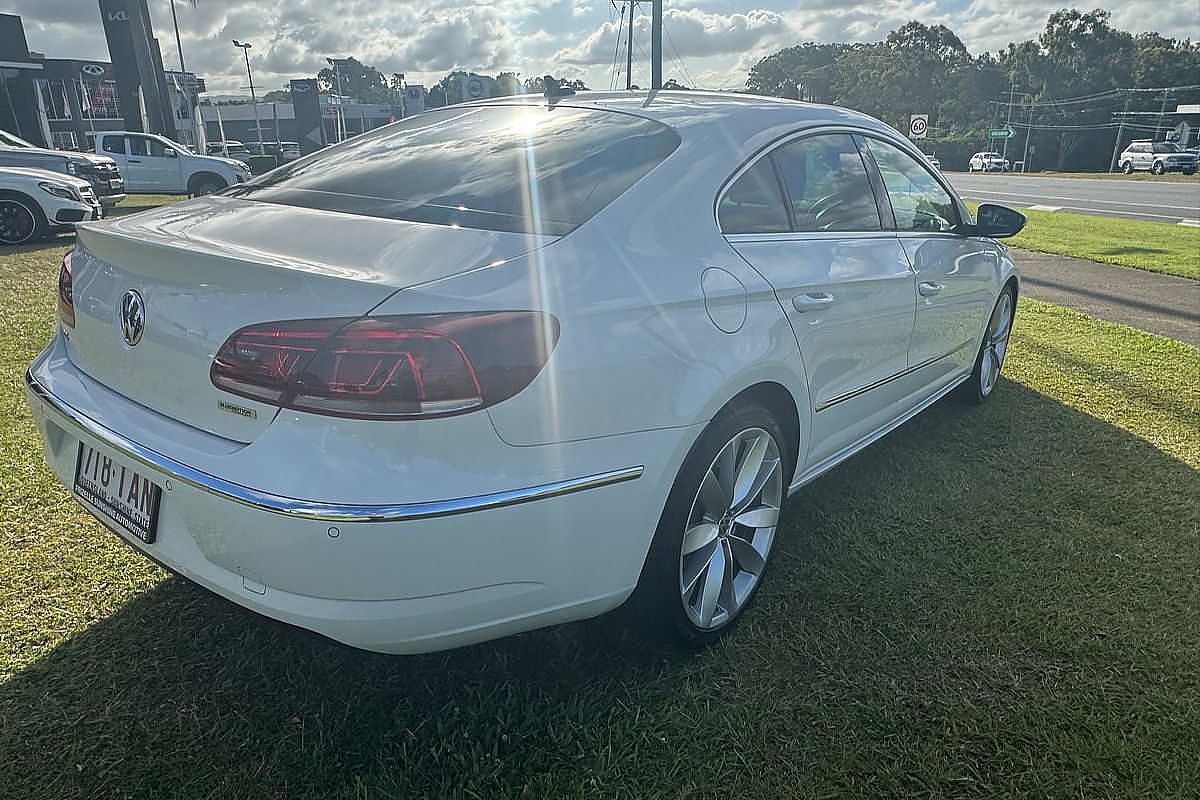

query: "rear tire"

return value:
[0, 193, 47, 246]
[631, 402, 793, 648]
[959, 285, 1016, 405]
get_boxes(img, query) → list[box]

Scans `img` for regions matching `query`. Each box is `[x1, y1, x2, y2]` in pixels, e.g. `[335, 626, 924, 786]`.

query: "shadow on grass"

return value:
[2, 380, 1198, 799]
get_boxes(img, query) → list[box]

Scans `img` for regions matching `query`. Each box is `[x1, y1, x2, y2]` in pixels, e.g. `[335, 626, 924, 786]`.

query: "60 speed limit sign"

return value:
[909, 114, 929, 139]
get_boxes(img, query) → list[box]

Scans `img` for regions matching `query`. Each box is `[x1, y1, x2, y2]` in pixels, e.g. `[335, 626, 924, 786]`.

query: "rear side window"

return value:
[718, 158, 790, 234]
[102, 135, 124, 155]
[228, 106, 680, 235]
[771, 134, 881, 232]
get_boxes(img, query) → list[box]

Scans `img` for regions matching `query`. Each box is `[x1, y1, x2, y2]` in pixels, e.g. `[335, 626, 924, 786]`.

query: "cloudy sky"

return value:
[13, 1, 1200, 95]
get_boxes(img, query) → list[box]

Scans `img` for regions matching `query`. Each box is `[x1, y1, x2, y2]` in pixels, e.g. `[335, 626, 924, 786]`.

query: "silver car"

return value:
[1119, 140, 1198, 175]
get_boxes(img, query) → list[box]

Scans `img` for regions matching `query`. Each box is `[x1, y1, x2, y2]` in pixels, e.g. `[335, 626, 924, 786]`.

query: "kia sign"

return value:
[81, 63, 106, 77]
[909, 114, 928, 139]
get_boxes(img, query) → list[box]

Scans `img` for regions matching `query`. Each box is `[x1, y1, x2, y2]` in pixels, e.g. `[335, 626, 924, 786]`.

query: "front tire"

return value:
[633, 402, 791, 647]
[0, 194, 46, 246]
[191, 178, 226, 197]
[1151, 161, 1165, 175]
[960, 285, 1016, 405]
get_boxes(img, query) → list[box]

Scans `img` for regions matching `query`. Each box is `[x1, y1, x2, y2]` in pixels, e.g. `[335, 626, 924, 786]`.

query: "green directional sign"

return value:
[988, 127, 1016, 139]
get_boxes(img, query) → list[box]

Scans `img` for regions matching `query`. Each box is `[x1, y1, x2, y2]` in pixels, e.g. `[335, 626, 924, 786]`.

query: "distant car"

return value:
[924, 154, 941, 171]
[968, 152, 1010, 172]
[1118, 140, 1198, 175]
[0, 129, 125, 207]
[0, 165, 100, 245]
[207, 141, 250, 159]
[26, 92, 1026, 654]
[96, 131, 252, 195]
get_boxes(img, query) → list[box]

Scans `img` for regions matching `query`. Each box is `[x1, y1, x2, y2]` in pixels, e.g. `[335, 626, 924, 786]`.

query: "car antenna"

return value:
[543, 75, 574, 107]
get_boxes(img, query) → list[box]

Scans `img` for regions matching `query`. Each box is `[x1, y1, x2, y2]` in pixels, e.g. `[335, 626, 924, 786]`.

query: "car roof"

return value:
[461, 90, 900, 155]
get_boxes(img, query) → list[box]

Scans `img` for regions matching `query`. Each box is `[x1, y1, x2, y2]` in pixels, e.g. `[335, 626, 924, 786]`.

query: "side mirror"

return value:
[972, 203, 1026, 238]
[164, 148, 178, 158]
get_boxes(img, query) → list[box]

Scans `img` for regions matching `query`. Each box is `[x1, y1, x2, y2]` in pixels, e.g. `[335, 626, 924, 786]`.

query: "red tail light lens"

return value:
[211, 312, 559, 419]
[57, 250, 75, 328]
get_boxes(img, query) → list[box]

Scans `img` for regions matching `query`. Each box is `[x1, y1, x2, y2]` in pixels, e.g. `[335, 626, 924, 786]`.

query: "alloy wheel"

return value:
[679, 427, 783, 630]
[0, 200, 36, 245]
[979, 291, 1014, 397]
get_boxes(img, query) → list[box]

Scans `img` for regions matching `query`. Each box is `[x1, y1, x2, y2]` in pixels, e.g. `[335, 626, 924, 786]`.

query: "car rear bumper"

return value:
[25, 341, 692, 653]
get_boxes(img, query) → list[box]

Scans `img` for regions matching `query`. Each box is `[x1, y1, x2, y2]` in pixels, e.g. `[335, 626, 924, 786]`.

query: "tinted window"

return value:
[102, 135, 125, 155]
[865, 139, 959, 232]
[718, 158, 790, 234]
[228, 106, 680, 235]
[1154, 142, 1181, 153]
[128, 136, 171, 157]
[771, 134, 881, 232]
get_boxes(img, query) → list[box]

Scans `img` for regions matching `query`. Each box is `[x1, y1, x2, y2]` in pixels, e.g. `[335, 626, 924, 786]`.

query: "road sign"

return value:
[988, 127, 1016, 139]
[909, 114, 928, 139]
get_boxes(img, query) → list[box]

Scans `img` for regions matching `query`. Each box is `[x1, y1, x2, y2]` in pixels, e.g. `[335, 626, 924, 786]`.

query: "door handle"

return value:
[792, 293, 834, 312]
[918, 281, 943, 297]
[128, 158, 142, 163]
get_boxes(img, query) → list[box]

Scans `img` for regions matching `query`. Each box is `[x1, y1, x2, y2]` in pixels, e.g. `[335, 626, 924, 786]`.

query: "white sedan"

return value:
[0, 166, 100, 245]
[26, 92, 1024, 653]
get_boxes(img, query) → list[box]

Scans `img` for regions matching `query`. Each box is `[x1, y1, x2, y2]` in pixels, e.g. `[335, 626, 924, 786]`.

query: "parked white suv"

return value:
[0, 166, 100, 245]
[968, 151, 1010, 172]
[96, 131, 252, 195]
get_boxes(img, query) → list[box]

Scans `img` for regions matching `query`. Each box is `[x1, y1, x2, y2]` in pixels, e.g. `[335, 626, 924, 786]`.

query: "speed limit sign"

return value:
[909, 114, 929, 139]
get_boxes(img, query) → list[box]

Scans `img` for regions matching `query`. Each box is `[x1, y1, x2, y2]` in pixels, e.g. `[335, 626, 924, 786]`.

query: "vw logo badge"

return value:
[119, 289, 146, 346]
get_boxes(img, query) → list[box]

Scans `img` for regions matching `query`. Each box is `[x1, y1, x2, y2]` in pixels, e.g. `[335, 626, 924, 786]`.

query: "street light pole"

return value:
[232, 40, 263, 147]
[1002, 79, 1017, 161]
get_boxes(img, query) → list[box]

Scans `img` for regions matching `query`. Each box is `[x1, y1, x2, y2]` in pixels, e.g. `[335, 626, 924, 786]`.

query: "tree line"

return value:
[745, 9, 1200, 171]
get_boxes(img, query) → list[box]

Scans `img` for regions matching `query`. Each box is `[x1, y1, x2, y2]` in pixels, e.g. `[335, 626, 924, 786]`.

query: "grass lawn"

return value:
[967, 203, 1200, 280]
[2, 238, 1199, 798]
[1018, 172, 1199, 183]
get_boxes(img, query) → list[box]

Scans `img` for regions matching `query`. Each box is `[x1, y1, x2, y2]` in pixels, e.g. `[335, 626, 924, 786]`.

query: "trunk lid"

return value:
[66, 195, 555, 442]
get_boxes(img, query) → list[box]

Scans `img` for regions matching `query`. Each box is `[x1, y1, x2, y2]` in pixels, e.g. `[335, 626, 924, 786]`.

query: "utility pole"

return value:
[1154, 89, 1171, 141]
[232, 40, 263, 147]
[1021, 99, 1034, 172]
[650, 0, 662, 90]
[1109, 90, 1131, 172]
[1001, 79, 1016, 160]
[625, 2, 635, 90]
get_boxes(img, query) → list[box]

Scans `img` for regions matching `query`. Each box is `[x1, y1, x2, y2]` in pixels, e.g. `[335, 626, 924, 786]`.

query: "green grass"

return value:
[106, 194, 187, 218]
[1010, 171, 1200, 182]
[968, 203, 1200, 280]
[2, 241, 1199, 799]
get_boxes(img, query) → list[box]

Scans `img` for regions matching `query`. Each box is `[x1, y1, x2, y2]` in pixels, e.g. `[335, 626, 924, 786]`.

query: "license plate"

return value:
[73, 442, 162, 543]
[109, 179, 123, 189]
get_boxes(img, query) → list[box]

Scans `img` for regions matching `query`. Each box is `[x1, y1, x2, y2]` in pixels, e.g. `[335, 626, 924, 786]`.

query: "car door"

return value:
[125, 134, 179, 192]
[861, 136, 1000, 392]
[720, 131, 917, 466]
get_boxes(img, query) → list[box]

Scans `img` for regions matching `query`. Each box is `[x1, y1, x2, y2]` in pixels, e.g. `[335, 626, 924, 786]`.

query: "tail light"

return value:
[211, 312, 559, 420]
[57, 250, 74, 328]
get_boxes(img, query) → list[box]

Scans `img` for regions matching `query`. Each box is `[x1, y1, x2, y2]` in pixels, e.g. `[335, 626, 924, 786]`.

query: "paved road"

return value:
[1014, 250, 1200, 347]
[945, 172, 1200, 225]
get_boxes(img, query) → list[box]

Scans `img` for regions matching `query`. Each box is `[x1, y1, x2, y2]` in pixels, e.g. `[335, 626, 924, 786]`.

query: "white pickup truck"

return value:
[94, 131, 252, 196]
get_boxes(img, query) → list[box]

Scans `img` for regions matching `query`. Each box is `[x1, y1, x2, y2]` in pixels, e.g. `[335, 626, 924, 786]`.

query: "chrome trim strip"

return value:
[791, 373, 970, 493]
[814, 337, 975, 413]
[26, 370, 643, 523]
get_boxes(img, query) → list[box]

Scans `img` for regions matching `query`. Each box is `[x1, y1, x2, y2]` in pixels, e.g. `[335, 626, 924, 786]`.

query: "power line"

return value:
[663, 24, 696, 88]
[609, 2, 626, 90]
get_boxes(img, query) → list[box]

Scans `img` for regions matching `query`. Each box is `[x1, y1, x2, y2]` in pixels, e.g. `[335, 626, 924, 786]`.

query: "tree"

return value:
[318, 57, 392, 103]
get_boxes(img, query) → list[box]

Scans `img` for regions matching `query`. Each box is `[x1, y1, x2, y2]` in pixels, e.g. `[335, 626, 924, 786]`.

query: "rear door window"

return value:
[229, 106, 680, 235]
[771, 134, 881, 232]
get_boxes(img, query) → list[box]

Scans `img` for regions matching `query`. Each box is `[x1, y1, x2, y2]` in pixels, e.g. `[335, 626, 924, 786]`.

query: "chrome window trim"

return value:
[26, 370, 643, 524]
[715, 124, 894, 236]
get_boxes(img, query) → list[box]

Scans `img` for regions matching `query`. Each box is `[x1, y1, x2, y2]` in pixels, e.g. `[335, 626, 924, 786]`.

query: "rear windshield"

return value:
[227, 105, 681, 235]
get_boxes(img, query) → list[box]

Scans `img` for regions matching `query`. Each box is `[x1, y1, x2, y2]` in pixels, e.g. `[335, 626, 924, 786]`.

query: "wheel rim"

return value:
[679, 427, 783, 631]
[980, 292, 1014, 396]
[0, 200, 35, 244]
